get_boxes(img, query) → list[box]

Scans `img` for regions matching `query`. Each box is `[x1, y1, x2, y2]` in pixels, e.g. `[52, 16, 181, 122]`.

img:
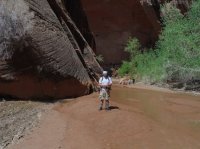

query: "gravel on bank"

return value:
[0, 100, 49, 149]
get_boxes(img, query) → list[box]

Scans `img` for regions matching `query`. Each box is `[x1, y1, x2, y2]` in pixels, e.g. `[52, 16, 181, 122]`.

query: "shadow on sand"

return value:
[109, 106, 120, 110]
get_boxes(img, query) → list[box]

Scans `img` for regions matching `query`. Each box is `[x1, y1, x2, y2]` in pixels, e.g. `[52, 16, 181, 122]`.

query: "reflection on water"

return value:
[111, 86, 200, 130]
[111, 86, 200, 106]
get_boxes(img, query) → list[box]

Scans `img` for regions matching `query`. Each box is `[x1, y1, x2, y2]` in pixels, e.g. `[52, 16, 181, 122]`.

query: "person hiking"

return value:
[98, 71, 112, 111]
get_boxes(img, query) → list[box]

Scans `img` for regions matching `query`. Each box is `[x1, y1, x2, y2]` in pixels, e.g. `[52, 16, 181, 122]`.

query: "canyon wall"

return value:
[81, 0, 191, 65]
[0, 0, 102, 99]
[0, 0, 191, 99]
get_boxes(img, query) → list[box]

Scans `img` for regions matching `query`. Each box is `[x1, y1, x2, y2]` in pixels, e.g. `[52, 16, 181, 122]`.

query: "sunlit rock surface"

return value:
[0, 0, 102, 99]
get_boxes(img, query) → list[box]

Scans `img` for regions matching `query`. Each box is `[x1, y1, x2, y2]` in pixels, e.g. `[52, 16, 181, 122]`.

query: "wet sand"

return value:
[8, 86, 200, 149]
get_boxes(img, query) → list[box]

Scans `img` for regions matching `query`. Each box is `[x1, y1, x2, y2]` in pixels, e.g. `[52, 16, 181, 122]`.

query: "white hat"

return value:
[103, 71, 108, 75]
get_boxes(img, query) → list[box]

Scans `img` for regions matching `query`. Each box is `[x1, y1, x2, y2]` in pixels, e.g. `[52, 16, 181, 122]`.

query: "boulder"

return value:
[0, 0, 102, 99]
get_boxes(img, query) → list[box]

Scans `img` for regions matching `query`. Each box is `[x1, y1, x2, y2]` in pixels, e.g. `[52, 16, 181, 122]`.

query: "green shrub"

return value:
[118, 61, 132, 76]
[119, 0, 200, 84]
[155, 1, 200, 82]
[118, 38, 140, 77]
[124, 38, 140, 58]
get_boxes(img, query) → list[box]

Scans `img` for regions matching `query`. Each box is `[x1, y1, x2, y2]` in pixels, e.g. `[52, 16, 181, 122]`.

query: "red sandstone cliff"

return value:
[0, 0, 191, 99]
[0, 0, 102, 99]
[81, 0, 191, 64]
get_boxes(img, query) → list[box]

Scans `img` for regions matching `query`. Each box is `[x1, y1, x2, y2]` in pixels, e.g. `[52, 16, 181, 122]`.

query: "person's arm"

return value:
[109, 77, 112, 86]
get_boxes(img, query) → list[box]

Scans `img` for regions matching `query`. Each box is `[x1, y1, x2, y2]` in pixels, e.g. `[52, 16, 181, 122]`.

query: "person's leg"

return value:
[99, 99, 104, 110]
[99, 89, 103, 110]
[108, 89, 110, 98]
[105, 99, 110, 110]
[105, 90, 110, 110]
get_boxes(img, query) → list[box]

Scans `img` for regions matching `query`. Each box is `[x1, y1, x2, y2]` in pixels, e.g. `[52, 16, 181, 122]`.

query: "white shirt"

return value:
[99, 77, 112, 86]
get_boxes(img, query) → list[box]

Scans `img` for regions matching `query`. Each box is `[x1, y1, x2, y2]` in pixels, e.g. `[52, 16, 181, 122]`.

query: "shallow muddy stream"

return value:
[8, 86, 200, 149]
[111, 86, 200, 148]
[112, 86, 200, 129]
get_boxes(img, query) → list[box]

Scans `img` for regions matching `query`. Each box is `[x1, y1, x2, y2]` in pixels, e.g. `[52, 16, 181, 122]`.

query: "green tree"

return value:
[118, 38, 140, 76]
[119, 0, 200, 84]
[124, 38, 140, 58]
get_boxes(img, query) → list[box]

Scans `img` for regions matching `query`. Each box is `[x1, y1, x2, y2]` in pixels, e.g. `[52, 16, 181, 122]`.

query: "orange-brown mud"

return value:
[8, 86, 200, 149]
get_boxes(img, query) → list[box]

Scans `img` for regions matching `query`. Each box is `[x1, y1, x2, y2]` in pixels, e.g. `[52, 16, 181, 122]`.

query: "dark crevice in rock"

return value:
[46, 0, 101, 82]
[46, 0, 88, 63]
[47, 0, 88, 54]
[63, 0, 96, 52]
[151, 0, 162, 22]
[60, 19, 79, 49]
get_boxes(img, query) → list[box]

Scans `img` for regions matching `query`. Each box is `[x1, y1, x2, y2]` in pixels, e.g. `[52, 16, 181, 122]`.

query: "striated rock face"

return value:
[63, 0, 97, 53]
[0, 0, 102, 99]
[81, 0, 191, 65]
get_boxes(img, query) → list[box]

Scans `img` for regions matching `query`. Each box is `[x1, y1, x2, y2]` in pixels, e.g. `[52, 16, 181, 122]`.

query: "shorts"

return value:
[99, 88, 109, 100]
